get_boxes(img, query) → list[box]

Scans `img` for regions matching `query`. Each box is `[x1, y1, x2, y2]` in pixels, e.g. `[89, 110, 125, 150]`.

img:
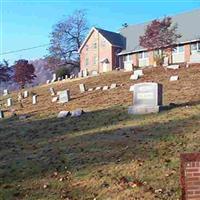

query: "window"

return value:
[173, 45, 184, 53]
[101, 40, 106, 47]
[191, 42, 200, 52]
[85, 58, 89, 66]
[93, 42, 97, 49]
[93, 55, 97, 65]
[139, 52, 149, 59]
[124, 54, 131, 61]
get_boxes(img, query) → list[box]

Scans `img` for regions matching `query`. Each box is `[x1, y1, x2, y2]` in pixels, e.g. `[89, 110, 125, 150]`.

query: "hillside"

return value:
[1, 65, 200, 200]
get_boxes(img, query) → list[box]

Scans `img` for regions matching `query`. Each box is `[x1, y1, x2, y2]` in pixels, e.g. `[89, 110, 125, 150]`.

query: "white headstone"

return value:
[50, 87, 56, 96]
[103, 86, 109, 91]
[163, 57, 169, 67]
[129, 85, 134, 92]
[170, 75, 179, 81]
[71, 109, 84, 117]
[83, 69, 88, 77]
[88, 88, 93, 91]
[130, 74, 139, 80]
[51, 73, 57, 82]
[167, 65, 180, 70]
[110, 83, 117, 89]
[57, 77, 61, 81]
[7, 98, 12, 107]
[3, 89, 9, 96]
[23, 91, 29, 98]
[58, 90, 70, 103]
[52, 96, 58, 103]
[134, 70, 143, 77]
[46, 80, 50, 84]
[57, 111, 70, 118]
[79, 84, 86, 93]
[95, 86, 101, 90]
[32, 95, 37, 105]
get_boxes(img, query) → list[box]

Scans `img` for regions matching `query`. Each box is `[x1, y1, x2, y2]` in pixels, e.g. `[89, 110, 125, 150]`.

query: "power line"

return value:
[0, 44, 49, 56]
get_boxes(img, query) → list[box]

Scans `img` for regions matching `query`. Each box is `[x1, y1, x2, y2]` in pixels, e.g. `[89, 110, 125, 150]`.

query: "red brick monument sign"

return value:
[181, 153, 200, 200]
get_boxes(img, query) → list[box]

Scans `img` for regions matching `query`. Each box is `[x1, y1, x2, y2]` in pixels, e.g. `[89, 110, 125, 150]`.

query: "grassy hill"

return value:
[1, 65, 200, 200]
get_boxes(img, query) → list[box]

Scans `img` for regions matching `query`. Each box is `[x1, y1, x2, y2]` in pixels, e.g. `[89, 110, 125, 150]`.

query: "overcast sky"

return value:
[0, 0, 200, 64]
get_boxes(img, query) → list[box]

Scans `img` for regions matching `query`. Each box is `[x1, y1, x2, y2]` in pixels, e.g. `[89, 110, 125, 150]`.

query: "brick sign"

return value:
[180, 153, 200, 200]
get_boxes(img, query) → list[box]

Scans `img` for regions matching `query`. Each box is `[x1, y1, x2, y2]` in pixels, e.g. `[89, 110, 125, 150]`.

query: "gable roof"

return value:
[78, 27, 124, 53]
[119, 9, 200, 55]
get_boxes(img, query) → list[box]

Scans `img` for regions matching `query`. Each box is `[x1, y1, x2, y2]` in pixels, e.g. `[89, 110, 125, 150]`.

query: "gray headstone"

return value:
[79, 84, 86, 93]
[58, 90, 70, 103]
[71, 109, 84, 117]
[0, 110, 4, 119]
[32, 95, 37, 105]
[50, 87, 56, 96]
[52, 96, 58, 103]
[57, 77, 61, 81]
[7, 98, 12, 107]
[128, 82, 163, 114]
[83, 69, 88, 77]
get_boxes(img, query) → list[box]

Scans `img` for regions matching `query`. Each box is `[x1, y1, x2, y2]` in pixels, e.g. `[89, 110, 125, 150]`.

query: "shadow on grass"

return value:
[1, 104, 200, 199]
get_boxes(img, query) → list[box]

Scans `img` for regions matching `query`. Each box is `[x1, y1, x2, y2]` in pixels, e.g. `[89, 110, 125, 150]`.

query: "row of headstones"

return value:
[130, 68, 179, 82]
[46, 69, 93, 85]
[79, 83, 118, 93]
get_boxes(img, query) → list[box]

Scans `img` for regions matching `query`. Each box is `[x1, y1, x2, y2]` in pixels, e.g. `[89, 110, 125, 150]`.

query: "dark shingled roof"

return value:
[119, 9, 200, 55]
[95, 27, 125, 47]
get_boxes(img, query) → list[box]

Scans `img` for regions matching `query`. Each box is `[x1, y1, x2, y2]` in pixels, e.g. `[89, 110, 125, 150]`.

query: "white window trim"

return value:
[139, 52, 149, 59]
[191, 42, 200, 53]
[173, 45, 184, 54]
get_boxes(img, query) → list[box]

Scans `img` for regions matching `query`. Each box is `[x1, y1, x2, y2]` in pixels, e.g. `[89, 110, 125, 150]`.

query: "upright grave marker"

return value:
[7, 98, 12, 107]
[32, 95, 37, 105]
[58, 90, 70, 103]
[23, 91, 29, 98]
[49, 87, 56, 96]
[128, 82, 163, 114]
[79, 84, 86, 93]
[3, 89, 9, 96]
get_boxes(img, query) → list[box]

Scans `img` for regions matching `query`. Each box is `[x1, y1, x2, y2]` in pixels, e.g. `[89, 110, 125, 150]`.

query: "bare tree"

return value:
[49, 10, 89, 67]
[0, 60, 11, 83]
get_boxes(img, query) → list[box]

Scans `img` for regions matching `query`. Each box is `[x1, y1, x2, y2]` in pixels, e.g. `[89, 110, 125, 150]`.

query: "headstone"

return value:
[71, 109, 84, 117]
[65, 75, 68, 79]
[57, 111, 70, 118]
[79, 84, 86, 93]
[167, 65, 180, 70]
[163, 57, 169, 67]
[78, 71, 83, 78]
[95, 86, 101, 90]
[170, 75, 179, 81]
[52, 96, 58, 103]
[129, 85, 134, 92]
[128, 82, 163, 114]
[50, 87, 56, 96]
[51, 73, 57, 83]
[46, 80, 50, 84]
[88, 88, 93, 92]
[32, 95, 37, 105]
[58, 90, 70, 103]
[7, 98, 12, 107]
[23, 91, 29, 98]
[110, 83, 117, 89]
[91, 71, 98, 76]
[0, 110, 4, 119]
[130, 74, 139, 80]
[134, 70, 143, 77]
[3, 89, 9, 96]
[103, 86, 109, 91]
[57, 77, 61, 81]
[83, 69, 88, 77]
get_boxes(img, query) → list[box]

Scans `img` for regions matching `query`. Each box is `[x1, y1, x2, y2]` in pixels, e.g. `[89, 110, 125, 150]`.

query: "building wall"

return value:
[80, 29, 120, 73]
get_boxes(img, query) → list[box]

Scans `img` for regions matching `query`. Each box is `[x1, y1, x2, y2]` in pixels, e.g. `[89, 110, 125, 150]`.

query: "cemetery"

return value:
[1, 64, 200, 199]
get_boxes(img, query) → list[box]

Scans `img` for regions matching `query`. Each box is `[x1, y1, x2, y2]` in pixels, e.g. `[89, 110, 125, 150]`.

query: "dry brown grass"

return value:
[1, 65, 200, 200]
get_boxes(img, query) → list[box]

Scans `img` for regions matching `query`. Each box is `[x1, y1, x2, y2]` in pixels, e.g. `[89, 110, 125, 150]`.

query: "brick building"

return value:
[79, 9, 200, 73]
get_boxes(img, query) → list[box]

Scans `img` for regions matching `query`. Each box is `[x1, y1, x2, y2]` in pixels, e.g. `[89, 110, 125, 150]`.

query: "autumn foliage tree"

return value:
[13, 59, 36, 88]
[139, 17, 181, 65]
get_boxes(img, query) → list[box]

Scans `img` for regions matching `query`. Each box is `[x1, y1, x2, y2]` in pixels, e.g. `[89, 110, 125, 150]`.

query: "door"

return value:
[103, 63, 108, 72]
